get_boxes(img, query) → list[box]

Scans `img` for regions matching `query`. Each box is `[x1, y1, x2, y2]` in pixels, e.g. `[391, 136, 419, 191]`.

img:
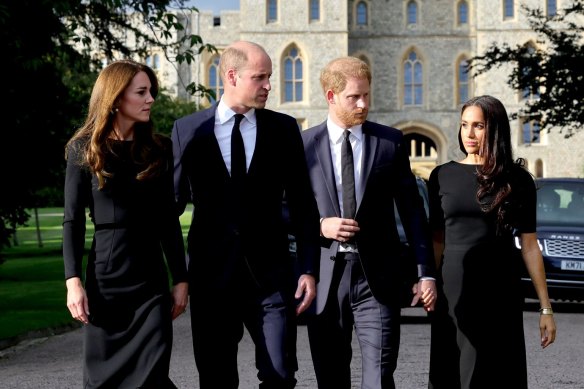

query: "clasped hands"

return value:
[411, 279, 436, 312]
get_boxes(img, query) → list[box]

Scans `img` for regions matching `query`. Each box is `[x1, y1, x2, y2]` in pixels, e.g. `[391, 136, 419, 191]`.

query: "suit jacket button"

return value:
[330, 256, 335, 261]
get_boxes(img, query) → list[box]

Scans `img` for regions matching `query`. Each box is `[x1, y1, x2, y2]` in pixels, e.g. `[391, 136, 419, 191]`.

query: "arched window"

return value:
[535, 159, 544, 178]
[522, 119, 541, 145]
[356, 1, 368, 26]
[520, 44, 539, 100]
[547, 0, 557, 17]
[504, 0, 514, 19]
[208, 56, 223, 104]
[145, 56, 152, 68]
[407, 1, 418, 25]
[457, 57, 470, 105]
[404, 50, 423, 106]
[153, 54, 160, 70]
[458, 0, 469, 25]
[267, 0, 278, 22]
[310, 0, 320, 21]
[283, 46, 303, 102]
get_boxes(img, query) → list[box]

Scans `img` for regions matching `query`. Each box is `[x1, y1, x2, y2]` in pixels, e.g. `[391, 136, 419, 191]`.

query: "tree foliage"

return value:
[0, 0, 212, 256]
[469, 0, 584, 137]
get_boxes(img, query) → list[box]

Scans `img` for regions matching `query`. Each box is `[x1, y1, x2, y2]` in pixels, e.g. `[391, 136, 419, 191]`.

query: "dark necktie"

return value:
[231, 113, 246, 185]
[342, 130, 356, 219]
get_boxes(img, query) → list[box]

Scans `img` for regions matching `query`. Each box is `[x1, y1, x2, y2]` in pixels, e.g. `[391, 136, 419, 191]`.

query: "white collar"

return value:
[326, 117, 363, 144]
[217, 99, 256, 125]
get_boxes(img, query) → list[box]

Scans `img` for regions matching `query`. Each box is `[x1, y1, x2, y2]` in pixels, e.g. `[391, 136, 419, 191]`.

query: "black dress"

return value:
[427, 161, 535, 389]
[63, 138, 187, 389]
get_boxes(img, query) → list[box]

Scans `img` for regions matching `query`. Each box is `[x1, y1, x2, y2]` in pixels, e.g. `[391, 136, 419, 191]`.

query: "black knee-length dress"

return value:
[427, 161, 535, 389]
[63, 138, 187, 388]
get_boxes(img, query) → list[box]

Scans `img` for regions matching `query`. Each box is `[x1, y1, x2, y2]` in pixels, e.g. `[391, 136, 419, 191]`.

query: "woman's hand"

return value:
[539, 313, 556, 348]
[66, 277, 89, 325]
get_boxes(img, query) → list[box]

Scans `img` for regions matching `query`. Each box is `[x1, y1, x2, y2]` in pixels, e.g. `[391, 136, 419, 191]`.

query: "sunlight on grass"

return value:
[0, 257, 74, 340]
[0, 205, 194, 342]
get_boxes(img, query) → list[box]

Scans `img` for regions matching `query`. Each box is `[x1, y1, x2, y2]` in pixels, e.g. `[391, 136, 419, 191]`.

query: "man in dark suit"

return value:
[171, 40, 320, 389]
[301, 56, 437, 389]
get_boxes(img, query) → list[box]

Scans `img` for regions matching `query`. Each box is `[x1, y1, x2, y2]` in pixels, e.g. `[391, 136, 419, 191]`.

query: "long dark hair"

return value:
[65, 59, 165, 189]
[458, 95, 524, 228]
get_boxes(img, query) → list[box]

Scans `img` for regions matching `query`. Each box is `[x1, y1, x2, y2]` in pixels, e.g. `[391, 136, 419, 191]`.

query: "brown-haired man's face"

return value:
[330, 77, 369, 129]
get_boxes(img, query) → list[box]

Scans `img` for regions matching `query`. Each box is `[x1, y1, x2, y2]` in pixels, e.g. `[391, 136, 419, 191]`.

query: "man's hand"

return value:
[171, 282, 189, 320]
[320, 217, 360, 242]
[295, 274, 316, 315]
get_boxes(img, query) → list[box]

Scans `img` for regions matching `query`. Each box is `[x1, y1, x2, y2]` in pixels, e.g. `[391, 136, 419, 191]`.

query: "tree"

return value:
[0, 0, 213, 257]
[469, 0, 584, 138]
[151, 93, 199, 136]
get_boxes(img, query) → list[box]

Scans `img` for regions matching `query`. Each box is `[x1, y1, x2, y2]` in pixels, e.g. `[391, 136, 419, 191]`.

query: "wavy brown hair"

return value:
[65, 59, 165, 189]
[458, 95, 525, 228]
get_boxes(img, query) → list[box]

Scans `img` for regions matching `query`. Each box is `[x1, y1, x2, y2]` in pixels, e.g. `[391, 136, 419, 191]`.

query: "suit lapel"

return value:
[314, 124, 341, 217]
[359, 121, 378, 208]
[198, 106, 230, 179]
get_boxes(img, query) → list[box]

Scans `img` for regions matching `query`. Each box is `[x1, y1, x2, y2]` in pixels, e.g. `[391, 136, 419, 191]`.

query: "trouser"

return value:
[307, 253, 400, 389]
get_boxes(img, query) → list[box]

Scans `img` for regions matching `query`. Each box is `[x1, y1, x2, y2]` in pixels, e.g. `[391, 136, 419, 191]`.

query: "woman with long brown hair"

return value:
[63, 59, 188, 388]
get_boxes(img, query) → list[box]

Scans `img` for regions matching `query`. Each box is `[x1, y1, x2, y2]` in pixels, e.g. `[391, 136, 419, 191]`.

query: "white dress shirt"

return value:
[326, 117, 363, 253]
[326, 117, 363, 216]
[215, 99, 257, 174]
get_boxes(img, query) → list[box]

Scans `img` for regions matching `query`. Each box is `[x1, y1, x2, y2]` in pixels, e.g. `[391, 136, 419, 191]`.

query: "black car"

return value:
[517, 178, 584, 302]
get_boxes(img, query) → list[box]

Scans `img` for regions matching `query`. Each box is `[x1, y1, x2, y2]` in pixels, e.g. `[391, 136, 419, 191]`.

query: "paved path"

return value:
[1, 305, 583, 388]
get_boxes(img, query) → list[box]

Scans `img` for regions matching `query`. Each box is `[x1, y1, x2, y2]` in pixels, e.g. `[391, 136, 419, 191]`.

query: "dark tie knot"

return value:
[233, 113, 245, 127]
[343, 130, 351, 142]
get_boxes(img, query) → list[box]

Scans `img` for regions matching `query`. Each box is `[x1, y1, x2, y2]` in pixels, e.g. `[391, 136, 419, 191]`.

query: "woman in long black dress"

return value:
[427, 95, 556, 389]
[63, 60, 188, 388]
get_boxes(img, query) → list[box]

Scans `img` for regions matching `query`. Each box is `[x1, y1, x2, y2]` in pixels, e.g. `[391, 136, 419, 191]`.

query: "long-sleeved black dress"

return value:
[63, 137, 187, 389]
[427, 161, 535, 389]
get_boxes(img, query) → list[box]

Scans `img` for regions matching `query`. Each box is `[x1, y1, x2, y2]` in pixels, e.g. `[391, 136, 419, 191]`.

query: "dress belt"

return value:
[94, 222, 130, 231]
[336, 252, 360, 261]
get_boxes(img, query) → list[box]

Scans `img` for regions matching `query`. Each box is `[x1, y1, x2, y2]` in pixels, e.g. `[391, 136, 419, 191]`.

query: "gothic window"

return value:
[310, 0, 320, 21]
[407, 1, 418, 25]
[547, 0, 557, 16]
[267, 0, 278, 23]
[520, 44, 539, 100]
[208, 56, 223, 104]
[535, 159, 544, 178]
[504, 0, 514, 19]
[457, 57, 470, 105]
[522, 119, 541, 145]
[404, 51, 423, 106]
[356, 2, 368, 26]
[283, 46, 303, 102]
[153, 54, 160, 70]
[458, 0, 469, 25]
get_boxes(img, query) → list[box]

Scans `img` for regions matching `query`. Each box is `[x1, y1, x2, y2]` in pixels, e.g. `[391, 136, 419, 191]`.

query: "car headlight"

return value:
[514, 236, 543, 251]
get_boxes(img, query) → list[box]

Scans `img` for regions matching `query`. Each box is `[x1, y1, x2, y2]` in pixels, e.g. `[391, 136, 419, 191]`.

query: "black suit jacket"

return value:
[302, 120, 433, 312]
[172, 105, 320, 293]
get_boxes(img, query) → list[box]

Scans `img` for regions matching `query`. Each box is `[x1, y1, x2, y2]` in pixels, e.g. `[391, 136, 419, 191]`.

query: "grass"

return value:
[0, 206, 193, 346]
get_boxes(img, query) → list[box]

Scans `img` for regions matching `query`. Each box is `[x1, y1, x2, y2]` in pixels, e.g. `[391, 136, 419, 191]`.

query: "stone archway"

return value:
[394, 122, 448, 180]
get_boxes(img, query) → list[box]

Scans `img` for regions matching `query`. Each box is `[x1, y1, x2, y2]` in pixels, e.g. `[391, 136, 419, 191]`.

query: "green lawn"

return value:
[0, 206, 193, 344]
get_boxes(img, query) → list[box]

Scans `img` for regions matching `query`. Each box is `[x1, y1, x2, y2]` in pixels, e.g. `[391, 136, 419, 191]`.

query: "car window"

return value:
[537, 180, 584, 227]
